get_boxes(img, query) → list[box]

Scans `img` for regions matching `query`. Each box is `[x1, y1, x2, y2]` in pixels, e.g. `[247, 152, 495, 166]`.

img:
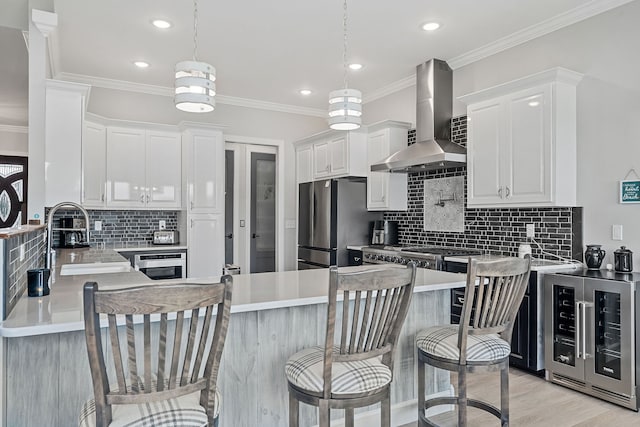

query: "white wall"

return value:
[0, 130, 28, 156]
[87, 87, 327, 270]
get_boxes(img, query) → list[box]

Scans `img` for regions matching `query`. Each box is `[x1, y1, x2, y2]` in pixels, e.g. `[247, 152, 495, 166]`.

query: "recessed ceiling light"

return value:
[300, 89, 312, 96]
[134, 61, 149, 68]
[349, 63, 363, 71]
[152, 19, 172, 29]
[422, 22, 440, 31]
[528, 101, 540, 107]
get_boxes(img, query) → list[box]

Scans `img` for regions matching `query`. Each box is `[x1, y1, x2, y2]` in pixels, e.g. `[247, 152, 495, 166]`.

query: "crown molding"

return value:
[31, 9, 57, 37]
[0, 125, 28, 134]
[448, 0, 636, 69]
[363, 75, 416, 104]
[56, 72, 327, 118]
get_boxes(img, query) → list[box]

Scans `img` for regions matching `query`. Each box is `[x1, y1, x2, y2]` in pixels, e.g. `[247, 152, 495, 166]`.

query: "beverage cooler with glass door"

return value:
[544, 271, 640, 410]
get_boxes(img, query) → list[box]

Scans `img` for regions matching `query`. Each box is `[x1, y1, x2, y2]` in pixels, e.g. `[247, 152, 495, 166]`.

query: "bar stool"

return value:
[416, 256, 531, 427]
[80, 277, 232, 427]
[285, 263, 416, 427]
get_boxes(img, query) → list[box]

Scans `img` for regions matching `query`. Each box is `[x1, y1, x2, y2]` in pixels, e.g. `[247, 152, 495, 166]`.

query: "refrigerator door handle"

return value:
[582, 301, 592, 359]
[575, 301, 582, 359]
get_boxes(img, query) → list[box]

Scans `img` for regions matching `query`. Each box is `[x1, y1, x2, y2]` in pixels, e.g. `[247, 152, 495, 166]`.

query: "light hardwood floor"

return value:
[401, 368, 640, 426]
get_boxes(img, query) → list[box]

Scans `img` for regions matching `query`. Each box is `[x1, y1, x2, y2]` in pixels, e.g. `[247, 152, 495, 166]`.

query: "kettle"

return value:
[614, 246, 633, 272]
[584, 244, 606, 270]
[65, 231, 82, 247]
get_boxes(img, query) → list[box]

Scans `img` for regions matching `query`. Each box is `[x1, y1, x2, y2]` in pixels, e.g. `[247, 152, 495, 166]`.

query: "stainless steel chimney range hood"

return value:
[370, 59, 466, 173]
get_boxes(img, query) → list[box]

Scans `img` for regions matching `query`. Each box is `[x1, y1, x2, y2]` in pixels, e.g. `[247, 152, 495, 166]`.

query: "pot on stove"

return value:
[614, 246, 633, 272]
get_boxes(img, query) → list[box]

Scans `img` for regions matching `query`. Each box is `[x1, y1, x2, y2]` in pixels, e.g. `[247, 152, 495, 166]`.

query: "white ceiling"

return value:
[4, 0, 635, 125]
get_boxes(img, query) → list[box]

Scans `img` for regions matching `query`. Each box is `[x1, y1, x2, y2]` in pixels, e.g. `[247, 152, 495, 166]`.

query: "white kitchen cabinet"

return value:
[187, 213, 224, 278]
[296, 145, 313, 183]
[460, 68, 582, 208]
[82, 121, 106, 208]
[366, 121, 411, 211]
[182, 127, 225, 214]
[44, 80, 90, 206]
[295, 129, 367, 181]
[106, 126, 181, 209]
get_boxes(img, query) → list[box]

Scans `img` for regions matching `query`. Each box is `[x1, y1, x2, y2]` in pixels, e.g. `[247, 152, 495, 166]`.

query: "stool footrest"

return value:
[419, 396, 502, 426]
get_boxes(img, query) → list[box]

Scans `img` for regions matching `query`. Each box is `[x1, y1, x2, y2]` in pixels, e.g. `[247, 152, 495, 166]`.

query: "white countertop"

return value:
[0, 250, 465, 338]
[444, 254, 583, 272]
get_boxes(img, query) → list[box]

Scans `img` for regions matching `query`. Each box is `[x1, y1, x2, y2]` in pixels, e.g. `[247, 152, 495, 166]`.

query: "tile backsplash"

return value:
[47, 209, 179, 246]
[383, 116, 583, 260]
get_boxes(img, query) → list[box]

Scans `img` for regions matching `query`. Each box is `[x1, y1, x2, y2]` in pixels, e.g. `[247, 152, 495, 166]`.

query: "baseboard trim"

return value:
[311, 386, 454, 427]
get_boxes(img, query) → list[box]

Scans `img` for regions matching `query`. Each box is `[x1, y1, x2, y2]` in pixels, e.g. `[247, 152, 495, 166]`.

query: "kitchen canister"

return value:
[27, 268, 50, 297]
[614, 246, 633, 272]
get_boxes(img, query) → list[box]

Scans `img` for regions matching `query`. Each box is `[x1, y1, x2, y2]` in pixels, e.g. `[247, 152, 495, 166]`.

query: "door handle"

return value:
[582, 301, 592, 359]
[226, 233, 233, 239]
[252, 233, 260, 238]
[575, 301, 582, 359]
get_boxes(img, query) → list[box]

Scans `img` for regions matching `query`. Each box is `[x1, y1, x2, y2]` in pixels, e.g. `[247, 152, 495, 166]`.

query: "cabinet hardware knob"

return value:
[498, 187, 503, 198]
[140, 194, 145, 203]
[146, 194, 150, 203]
[226, 233, 233, 239]
[191, 219, 194, 228]
[190, 201, 194, 210]
[505, 186, 511, 198]
[101, 194, 104, 202]
[252, 233, 260, 238]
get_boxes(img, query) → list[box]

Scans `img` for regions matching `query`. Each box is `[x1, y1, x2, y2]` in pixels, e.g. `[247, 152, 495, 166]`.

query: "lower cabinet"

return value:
[187, 213, 224, 278]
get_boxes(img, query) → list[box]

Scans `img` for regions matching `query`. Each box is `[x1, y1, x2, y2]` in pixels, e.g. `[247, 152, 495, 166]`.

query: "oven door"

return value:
[134, 253, 187, 280]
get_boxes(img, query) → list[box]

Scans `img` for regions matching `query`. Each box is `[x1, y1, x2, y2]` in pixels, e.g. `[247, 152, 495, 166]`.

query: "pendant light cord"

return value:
[193, 0, 199, 61]
[342, 0, 348, 90]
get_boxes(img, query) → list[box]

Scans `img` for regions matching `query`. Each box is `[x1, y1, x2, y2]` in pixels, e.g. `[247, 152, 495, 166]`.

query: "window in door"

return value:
[0, 156, 27, 228]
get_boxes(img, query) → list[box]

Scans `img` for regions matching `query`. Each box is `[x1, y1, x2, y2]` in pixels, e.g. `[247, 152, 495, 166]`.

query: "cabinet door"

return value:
[467, 99, 505, 206]
[367, 130, 389, 209]
[146, 131, 182, 208]
[509, 294, 530, 370]
[106, 127, 146, 207]
[506, 85, 552, 204]
[188, 214, 224, 278]
[296, 145, 313, 183]
[313, 140, 330, 178]
[82, 122, 106, 207]
[188, 131, 224, 213]
[328, 135, 348, 176]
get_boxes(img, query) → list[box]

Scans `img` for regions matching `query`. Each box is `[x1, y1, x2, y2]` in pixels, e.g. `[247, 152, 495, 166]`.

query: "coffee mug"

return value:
[27, 268, 51, 297]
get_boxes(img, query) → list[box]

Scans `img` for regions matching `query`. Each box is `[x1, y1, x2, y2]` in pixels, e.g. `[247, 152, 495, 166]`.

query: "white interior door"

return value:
[225, 143, 278, 274]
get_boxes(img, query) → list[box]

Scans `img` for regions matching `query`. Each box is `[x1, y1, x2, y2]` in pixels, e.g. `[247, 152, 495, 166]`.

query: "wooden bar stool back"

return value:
[80, 277, 232, 427]
[416, 256, 531, 427]
[286, 263, 416, 427]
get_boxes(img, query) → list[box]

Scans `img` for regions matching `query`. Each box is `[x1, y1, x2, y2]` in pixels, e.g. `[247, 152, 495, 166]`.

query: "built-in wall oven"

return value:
[545, 270, 640, 410]
[134, 251, 187, 280]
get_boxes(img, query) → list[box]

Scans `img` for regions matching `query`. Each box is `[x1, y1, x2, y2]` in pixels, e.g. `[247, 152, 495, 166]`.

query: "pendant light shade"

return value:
[328, 0, 361, 130]
[174, 61, 216, 112]
[328, 88, 362, 130]
[174, 0, 216, 113]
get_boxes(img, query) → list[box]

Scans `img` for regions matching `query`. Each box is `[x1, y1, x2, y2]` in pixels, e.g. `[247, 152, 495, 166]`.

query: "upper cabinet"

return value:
[366, 121, 411, 211]
[44, 80, 90, 206]
[82, 121, 106, 208]
[295, 129, 368, 182]
[460, 68, 583, 208]
[106, 125, 182, 209]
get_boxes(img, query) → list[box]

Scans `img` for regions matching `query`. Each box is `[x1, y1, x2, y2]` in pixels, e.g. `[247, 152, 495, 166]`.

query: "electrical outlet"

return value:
[94, 220, 102, 231]
[159, 220, 166, 230]
[19, 243, 25, 261]
[526, 223, 535, 238]
[612, 224, 623, 240]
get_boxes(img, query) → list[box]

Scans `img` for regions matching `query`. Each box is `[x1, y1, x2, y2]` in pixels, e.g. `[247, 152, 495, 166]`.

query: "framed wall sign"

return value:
[620, 180, 640, 203]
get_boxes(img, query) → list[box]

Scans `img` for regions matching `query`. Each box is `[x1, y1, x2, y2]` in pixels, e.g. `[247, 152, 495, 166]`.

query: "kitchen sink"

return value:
[60, 262, 132, 276]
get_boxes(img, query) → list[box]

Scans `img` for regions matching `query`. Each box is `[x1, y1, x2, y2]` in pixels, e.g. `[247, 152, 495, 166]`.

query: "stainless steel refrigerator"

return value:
[298, 179, 381, 269]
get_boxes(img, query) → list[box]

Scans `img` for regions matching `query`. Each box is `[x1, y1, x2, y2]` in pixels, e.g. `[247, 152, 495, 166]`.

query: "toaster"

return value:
[153, 230, 179, 245]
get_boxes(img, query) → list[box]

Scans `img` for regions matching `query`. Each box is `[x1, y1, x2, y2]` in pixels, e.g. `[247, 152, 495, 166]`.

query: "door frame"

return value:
[225, 135, 284, 272]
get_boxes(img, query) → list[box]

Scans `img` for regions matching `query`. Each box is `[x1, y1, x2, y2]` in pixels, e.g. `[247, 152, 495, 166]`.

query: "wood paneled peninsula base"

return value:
[1, 262, 464, 426]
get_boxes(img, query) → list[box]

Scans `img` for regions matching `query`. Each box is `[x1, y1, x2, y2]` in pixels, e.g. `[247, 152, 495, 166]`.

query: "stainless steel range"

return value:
[362, 246, 482, 270]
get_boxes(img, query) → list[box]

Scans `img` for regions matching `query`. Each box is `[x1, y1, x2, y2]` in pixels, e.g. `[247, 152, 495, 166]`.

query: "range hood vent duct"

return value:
[370, 59, 466, 173]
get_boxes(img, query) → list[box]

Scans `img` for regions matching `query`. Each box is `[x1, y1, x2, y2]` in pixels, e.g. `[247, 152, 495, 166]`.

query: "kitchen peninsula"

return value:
[0, 247, 465, 426]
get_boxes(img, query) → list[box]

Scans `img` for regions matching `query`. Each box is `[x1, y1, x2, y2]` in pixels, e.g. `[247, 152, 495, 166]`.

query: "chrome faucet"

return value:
[46, 201, 91, 269]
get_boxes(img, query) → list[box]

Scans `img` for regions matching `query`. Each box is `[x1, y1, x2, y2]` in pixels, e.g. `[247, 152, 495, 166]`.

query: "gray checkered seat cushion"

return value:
[78, 387, 220, 427]
[286, 346, 392, 395]
[416, 325, 511, 363]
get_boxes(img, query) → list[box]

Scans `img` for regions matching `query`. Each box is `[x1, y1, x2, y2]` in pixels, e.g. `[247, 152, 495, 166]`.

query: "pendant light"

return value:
[175, 0, 216, 113]
[328, 0, 362, 130]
